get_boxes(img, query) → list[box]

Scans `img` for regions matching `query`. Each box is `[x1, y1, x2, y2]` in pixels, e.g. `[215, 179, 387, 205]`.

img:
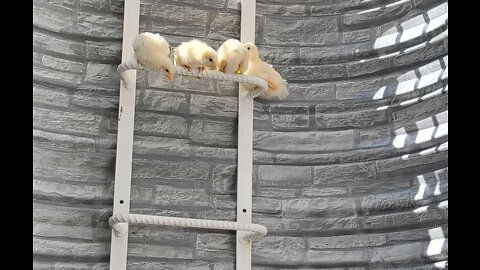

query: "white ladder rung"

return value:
[117, 60, 268, 99]
[109, 213, 267, 242]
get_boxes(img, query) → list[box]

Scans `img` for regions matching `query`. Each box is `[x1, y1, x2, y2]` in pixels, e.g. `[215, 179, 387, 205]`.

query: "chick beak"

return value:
[166, 71, 174, 81]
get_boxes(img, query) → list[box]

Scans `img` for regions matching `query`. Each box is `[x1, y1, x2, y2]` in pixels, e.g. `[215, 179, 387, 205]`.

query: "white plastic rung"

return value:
[117, 60, 268, 98]
[109, 213, 267, 242]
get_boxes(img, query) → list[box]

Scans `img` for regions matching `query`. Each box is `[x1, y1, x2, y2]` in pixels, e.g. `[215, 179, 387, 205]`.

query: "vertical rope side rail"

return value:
[109, 0, 140, 269]
[237, 1, 256, 269]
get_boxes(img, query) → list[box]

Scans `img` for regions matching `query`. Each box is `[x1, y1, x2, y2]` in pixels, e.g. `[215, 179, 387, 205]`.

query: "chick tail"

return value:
[275, 86, 289, 100]
[260, 84, 289, 100]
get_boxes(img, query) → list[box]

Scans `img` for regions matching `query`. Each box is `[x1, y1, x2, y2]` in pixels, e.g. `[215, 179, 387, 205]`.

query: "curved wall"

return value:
[33, 0, 448, 269]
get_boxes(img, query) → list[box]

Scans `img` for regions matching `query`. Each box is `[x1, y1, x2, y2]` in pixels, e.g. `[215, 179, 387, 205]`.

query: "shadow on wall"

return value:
[413, 167, 448, 269]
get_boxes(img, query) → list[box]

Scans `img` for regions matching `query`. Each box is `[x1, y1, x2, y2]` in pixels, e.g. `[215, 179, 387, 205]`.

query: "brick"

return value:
[257, 165, 311, 187]
[196, 233, 235, 258]
[189, 119, 236, 146]
[287, 83, 336, 101]
[133, 136, 191, 157]
[394, 39, 447, 67]
[73, 86, 119, 110]
[344, 0, 412, 26]
[154, 185, 210, 208]
[253, 150, 277, 163]
[142, 90, 188, 113]
[343, 29, 371, 43]
[392, 94, 448, 129]
[300, 43, 370, 65]
[190, 95, 238, 118]
[361, 189, 417, 215]
[34, 238, 108, 259]
[256, 187, 300, 198]
[316, 107, 387, 128]
[336, 78, 384, 101]
[283, 198, 356, 217]
[33, 31, 85, 58]
[131, 112, 187, 136]
[77, 12, 124, 39]
[34, 261, 108, 269]
[212, 164, 236, 195]
[264, 17, 338, 45]
[34, 148, 114, 182]
[151, 4, 207, 37]
[34, 65, 83, 87]
[347, 57, 392, 77]
[208, 12, 241, 40]
[127, 261, 210, 270]
[85, 63, 119, 85]
[258, 215, 359, 233]
[302, 186, 348, 197]
[253, 197, 282, 214]
[254, 130, 355, 152]
[128, 243, 193, 259]
[212, 262, 234, 270]
[130, 185, 154, 201]
[33, 3, 75, 34]
[360, 208, 446, 230]
[34, 203, 110, 227]
[388, 226, 448, 243]
[192, 146, 237, 160]
[151, 4, 207, 25]
[34, 179, 110, 202]
[34, 222, 93, 240]
[149, 0, 225, 9]
[370, 242, 423, 264]
[213, 195, 235, 209]
[253, 236, 306, 264]
[307, 249, 369, 265]
[350, 180, 411, 195]
[314, 161, 377, 184]
[85, 40, 122, 61]
[427, 2, 448, 19]
[197, 208, 235, 221]
[33, 83, 70, 107]
[272, 113, 309, 130]
[276, 64, 346, 81]
[258, 45, 298, 65]
[357, 125, 392, 148]
[33, 107, 103, 135]
[271, 105, 309, 130]
[376, 151, 447, 176]
[79, 0, 107, 11]
[33, 129, 96, 152]
[132, 159, 210, 180]
[309, 233, 387, 249]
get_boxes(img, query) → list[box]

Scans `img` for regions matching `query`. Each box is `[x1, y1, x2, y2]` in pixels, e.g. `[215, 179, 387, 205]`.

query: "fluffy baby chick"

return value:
[174, 39, 218, 73]
[133, 32, 174, 81]
[241, 43, 289, 100]
[216, 39, 248, 74]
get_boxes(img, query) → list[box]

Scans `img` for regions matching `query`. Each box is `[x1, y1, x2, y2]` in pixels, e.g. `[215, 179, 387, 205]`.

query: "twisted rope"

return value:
[118, 60, 268, 98]
[109, 213, 267, 242]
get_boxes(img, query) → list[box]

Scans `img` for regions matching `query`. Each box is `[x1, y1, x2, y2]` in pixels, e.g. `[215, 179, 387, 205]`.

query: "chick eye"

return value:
[247, 47, 250, 50]
[209, 58, 213, 62]
[165, 69, 169, 72]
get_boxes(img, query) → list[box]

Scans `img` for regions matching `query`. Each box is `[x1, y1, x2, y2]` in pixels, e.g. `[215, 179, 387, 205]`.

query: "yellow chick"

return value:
[132, 32, 174, 81]
[241, 43, 289, 100]
[216, 39, 248, 74]
[174, 39, 218, 73]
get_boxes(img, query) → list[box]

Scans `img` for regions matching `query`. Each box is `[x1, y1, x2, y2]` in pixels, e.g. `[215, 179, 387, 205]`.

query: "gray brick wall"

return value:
[33, 0, 448, 269]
